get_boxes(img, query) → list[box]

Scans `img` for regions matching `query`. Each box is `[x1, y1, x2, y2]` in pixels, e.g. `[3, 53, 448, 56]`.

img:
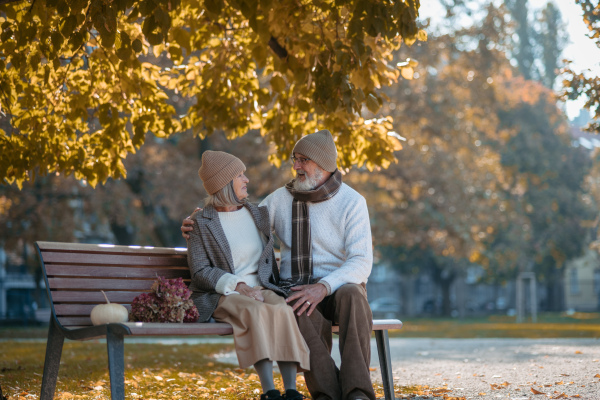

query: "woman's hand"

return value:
[235, 282, 264, 302]
[181, 208, 202, 239]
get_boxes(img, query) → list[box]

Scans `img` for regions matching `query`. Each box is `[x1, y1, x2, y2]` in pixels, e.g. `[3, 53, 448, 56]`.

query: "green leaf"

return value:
[60, 15, 77, 37]
[171, 27, 191, 54]
[252, 44, 267, 69]
[366, 94, 380, 113]
[270, 75, 286, 92]
[117, 47, 132, 60]
[51, 31, 64, 50]
[132, 38, 143, 53]
[204, 0, 224, 15]
[120, 31, 131, 48]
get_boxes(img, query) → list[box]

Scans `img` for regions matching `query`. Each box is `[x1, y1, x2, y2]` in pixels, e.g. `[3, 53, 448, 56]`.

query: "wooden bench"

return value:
[36, 241, 403, 400]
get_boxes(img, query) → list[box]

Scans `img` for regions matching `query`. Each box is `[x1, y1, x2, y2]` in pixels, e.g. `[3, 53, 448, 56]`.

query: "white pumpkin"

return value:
[90, 291, 129, 325]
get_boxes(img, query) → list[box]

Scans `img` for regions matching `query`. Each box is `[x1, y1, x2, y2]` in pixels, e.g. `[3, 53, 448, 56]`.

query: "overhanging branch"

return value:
[268, 36, 288, 59]
[0, 0, 27, 5]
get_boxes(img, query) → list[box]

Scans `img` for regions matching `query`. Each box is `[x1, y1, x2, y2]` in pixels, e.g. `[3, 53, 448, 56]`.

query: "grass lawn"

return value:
[392, 312, 600, 338]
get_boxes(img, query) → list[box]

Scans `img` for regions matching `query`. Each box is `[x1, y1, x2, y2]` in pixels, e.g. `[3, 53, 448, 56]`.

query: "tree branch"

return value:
[0, 0, 26, 5]
[268, 36, 288, 59]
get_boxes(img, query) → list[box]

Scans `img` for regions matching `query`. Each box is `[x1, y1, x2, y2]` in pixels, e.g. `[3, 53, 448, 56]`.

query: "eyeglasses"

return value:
[291, 156, 311, 166]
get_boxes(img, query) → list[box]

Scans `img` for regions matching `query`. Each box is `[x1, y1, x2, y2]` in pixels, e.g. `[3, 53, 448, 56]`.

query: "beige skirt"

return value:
[212, 289, 310, 370]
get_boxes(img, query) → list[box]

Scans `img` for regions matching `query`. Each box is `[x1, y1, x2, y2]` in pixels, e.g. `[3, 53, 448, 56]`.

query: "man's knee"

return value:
[334, 283, 368, 303]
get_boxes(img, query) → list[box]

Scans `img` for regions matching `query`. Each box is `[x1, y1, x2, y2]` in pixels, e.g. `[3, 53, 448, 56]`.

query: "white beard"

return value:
[293, 168, 324, 191]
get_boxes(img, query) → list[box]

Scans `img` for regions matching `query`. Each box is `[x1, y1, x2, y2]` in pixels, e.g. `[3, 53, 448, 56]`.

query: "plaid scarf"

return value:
[280, 169, 343, 291]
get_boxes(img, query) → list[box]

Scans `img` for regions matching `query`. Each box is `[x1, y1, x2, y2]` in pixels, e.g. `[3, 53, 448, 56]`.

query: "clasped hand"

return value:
[235, 282, 264, 302]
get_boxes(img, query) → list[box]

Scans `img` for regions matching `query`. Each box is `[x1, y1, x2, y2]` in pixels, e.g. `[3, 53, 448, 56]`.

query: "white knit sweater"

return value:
[214, 207, 265, 295]
[259, 183, 373, 294]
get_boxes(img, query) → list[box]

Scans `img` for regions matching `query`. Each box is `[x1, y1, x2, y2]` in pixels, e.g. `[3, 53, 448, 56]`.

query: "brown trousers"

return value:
[295, 283, 375, 400]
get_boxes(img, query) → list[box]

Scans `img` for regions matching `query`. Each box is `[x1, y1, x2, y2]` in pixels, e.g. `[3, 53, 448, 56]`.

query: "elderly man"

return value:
[182, 130, 374, 400]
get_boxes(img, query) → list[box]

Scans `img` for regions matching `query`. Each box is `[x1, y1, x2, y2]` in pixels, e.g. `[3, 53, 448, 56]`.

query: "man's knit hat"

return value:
[292, 129, 338, 172]
[198, 151, 246, 194]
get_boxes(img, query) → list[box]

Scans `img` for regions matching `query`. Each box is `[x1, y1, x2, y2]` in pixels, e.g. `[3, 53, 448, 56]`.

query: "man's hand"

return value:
[286, 283, 328, 316]
[235, 282, 264, 302]
[181, 208, 201, 239]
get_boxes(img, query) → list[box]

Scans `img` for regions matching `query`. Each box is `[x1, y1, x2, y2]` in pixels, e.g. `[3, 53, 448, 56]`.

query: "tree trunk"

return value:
[545, 271, 564, 311]
[110, 223, 135, 245]
[440, 277, 454, 317]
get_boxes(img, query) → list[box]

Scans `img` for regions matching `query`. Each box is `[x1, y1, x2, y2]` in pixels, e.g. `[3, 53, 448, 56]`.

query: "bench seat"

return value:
[37, 241, 402, 400]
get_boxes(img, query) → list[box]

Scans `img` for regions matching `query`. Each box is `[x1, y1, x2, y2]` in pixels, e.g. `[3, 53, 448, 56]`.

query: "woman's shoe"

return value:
[283, 389, 305, 400]
[260, 389, 283, 400]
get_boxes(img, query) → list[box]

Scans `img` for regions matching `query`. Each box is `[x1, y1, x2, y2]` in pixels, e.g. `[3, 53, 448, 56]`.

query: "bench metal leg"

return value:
[375, 330, 395, 400]
[40, 317, 65, 400]
[107, 326, 125, 400]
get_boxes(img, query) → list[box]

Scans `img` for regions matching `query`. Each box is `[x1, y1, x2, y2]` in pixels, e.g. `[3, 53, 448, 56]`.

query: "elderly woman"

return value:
[187, 150, 308, 400]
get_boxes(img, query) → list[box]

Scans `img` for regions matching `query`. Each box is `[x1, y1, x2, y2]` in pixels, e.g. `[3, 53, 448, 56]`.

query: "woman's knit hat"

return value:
[292, 129, 338, 172]
[198, 151, 246, 194]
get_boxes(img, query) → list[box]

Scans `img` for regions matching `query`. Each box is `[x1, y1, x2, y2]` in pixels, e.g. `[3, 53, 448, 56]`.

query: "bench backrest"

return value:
[37, 241, 191, 328]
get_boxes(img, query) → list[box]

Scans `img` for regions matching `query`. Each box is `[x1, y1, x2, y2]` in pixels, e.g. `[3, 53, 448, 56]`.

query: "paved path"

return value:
[364, 338, 600, 400]
[216, 337, 600, 399]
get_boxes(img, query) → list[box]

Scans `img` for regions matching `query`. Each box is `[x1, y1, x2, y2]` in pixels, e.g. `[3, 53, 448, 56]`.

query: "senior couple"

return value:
[182, 130, 374, 400]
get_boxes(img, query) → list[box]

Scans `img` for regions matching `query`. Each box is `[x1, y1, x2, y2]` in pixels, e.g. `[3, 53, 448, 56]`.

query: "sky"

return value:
[420, 0, 600, 120]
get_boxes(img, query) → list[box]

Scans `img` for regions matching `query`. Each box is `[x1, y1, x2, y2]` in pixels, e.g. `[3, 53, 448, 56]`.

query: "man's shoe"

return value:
[283, 389, 305, 400]
[260, 389, 283, 400]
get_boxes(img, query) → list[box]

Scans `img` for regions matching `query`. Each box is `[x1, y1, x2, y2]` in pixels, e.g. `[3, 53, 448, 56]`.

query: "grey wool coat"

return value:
[187, 203, 285, 322]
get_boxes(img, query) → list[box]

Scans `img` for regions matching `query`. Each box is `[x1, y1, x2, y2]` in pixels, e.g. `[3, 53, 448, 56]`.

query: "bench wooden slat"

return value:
[123, 322, 235, 336]
[38, 241, 188, 255]
[41, 251, 187, 266]
[54, 304, 132, 316]
[51, 291, 145, 303]
[47, 278, 174, 291]
[59, 316, 94, 326]
[45, 264, 191, 279]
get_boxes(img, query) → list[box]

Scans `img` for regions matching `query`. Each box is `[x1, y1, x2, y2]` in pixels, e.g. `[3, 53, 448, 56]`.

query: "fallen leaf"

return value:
[552, 394, 567, 399]
[594, 374, 600, 378]
[570, 395, 580, 398]
[369, 367, 377, 371]
[575, 351, 582, 354]
[531, 387, 546, 395]
[555, 381, 564, 385]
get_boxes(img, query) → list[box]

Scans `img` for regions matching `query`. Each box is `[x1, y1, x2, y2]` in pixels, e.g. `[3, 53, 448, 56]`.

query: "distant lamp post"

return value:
[516, 272, 537, 323]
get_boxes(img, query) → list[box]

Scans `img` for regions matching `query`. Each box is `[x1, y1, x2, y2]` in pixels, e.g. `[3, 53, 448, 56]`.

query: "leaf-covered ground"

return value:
[0, 341, 449, 400]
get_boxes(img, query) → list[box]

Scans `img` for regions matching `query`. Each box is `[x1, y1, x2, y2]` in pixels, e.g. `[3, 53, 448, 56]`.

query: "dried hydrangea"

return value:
[130, 276, 199, 323]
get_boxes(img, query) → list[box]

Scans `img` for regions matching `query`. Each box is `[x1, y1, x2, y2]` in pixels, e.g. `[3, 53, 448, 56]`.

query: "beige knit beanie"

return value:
[292, 129, 338, 172]
[198, 151, 246, 194]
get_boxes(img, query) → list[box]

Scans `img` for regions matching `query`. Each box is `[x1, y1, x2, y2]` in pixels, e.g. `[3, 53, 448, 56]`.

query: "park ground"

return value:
[1, 313, 600, 400]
